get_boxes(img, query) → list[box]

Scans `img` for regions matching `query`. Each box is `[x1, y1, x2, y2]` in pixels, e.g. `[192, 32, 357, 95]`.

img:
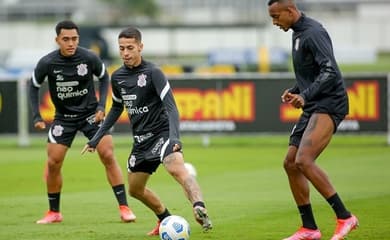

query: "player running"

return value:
[30, 20, 135, 224]
[82, 26, 212, 235]
[267, 1, 358, 239]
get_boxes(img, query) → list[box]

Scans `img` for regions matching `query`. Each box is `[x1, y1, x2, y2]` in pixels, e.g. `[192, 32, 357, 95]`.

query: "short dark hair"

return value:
[55, 20, 79, 36]
[118, 27, 142, 42]
[267, 0, 290, 6]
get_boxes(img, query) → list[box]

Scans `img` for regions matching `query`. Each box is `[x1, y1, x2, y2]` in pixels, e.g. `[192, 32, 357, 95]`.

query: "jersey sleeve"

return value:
[87, 80, 123, 148]
[288, 83, 300, 94]
[151, 67, 181, 146]
[29, 57, 48, 124]
[300, 29, 338, 102]
[91, 54, 109, 112]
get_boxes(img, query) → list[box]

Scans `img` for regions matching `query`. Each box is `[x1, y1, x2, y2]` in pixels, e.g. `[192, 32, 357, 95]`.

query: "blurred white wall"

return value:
[1, 2, 390, 65]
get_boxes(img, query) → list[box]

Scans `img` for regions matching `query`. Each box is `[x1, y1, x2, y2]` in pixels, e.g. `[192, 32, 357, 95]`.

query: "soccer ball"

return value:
[159, 215, 191, 240]
[184, 162, 197, 177]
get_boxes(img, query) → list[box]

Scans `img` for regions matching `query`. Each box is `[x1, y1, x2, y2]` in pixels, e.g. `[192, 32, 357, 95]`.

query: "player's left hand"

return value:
[81, 144, 96, 154]
[173, 143, 182, 152]
[94, 110, 105, 123]
[287, 93, 305, 108]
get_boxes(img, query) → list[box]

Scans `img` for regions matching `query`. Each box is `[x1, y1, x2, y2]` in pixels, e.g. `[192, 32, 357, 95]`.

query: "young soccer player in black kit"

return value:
[82, 27, 212, 236]
[29, 20, 136, 224]
[267, 1, 358, 239]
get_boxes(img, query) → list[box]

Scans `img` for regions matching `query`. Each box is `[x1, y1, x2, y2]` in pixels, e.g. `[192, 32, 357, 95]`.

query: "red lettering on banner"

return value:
[279, 80, 380, 122]
[174, 82, 255, 121]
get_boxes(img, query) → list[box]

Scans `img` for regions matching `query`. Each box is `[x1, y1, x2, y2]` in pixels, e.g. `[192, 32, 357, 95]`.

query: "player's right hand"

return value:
[281, 89, 292, 103]
[34, 121, 46, 130]
[81, 144, 96, 154]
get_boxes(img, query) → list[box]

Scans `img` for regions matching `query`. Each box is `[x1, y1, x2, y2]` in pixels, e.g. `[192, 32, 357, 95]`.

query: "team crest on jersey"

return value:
[129, 155, 136, 167]
[137, 74, 147, 87]
[294, 38, 300, 51]
[77, 63, 88, 76]
[52, 125, 64, 137]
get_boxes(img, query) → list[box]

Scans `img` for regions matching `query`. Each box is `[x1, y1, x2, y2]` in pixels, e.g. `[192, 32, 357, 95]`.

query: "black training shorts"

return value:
[289, 111, 345, 147]
[47, 113, 105, 147]
[127, 131, 181, 174]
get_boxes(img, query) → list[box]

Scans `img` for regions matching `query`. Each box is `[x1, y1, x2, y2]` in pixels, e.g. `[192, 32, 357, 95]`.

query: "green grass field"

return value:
[0, 134, 389, 240]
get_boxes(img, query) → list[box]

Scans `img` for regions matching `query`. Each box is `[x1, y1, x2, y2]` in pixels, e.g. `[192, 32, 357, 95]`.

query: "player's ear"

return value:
[139, 42, 144, 52]
[55, 36, 60, 45]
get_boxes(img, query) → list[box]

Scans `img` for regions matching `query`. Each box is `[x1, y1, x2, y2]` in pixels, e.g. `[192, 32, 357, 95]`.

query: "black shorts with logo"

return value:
[127, 131, 181, 174]
[47, 113, 107, 147]
[289, 111, 345, 147]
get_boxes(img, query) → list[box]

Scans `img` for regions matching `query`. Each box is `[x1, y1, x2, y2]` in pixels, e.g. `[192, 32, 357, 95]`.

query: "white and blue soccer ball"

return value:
[159, 215, 191, 240]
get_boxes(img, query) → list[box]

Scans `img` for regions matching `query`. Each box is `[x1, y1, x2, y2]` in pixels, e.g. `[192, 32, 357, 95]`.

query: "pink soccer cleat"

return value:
[119, 205, 136, 222]
[36, 210, 63, 224]
[147, 220, 161, 236]
[330, 214, 359, 240]
[283, 227, 321, 240]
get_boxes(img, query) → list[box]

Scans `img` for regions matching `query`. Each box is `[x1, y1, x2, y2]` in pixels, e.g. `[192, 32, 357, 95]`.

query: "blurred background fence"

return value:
[0, 0, 389, 145]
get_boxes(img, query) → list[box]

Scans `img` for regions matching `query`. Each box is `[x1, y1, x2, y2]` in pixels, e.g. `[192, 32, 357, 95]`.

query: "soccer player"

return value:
[81, 26, 213, 235]
[29, 20, 136, 224]
[267, 1, 358, 239]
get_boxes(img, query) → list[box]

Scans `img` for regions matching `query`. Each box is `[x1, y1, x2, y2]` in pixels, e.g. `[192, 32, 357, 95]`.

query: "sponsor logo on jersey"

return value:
[77, 63, 88, 76]
[53, 69, 62, 74]
[137, 73, 147, 87]
[122, 94, 137, 100]
[56, 74, 64, 81]
[56, 81, 79, 87]
[127, 106, 149, 115]
[57, 87, 89, 100]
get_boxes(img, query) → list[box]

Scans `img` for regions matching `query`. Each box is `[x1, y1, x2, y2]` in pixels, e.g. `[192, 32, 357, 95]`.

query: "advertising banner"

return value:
[0, 81, 18, 133]
[0, 74, 388, 134]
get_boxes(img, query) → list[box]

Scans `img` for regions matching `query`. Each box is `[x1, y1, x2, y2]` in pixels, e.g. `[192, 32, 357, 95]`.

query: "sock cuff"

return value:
[193, 201, 205, 208]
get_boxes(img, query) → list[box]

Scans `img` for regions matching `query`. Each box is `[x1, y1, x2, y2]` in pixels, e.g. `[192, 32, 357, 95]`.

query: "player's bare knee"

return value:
[295, 158, 314, 172]
[283, 154, 297, 171]
[128, 188, 143, 199]
[98, 150, 115, 165]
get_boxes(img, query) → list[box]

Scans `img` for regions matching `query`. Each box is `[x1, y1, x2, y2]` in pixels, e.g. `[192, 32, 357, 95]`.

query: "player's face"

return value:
[268, 3, 294, 32]
[56, 29, 79, 57]
[118, 37, 143, 68]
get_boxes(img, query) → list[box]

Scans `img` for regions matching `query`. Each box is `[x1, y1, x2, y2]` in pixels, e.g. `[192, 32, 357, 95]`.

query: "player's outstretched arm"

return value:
[81, 101, 123, 154]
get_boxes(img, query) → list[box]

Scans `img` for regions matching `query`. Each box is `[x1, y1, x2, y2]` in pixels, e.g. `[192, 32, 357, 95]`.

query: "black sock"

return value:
[157, 208, 171, 221]
[48, 192, 60, 212]
[193, 201, 206, 208]
[298, 204, 318, 230]
[112, 184, 128, 206]
[327, 193, 351, 219]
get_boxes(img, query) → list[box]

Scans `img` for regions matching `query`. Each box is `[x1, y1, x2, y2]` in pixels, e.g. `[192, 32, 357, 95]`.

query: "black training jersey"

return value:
[30, 47, 109, 122]
[290, 14, 349, 115]
[88, 60, 181, 148]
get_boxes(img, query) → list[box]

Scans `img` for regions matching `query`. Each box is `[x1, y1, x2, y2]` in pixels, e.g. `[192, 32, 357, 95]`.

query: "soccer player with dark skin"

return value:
[267, 1, 358, 239]
[30, 20, 136, 224]
[81, 27, 212, 236]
